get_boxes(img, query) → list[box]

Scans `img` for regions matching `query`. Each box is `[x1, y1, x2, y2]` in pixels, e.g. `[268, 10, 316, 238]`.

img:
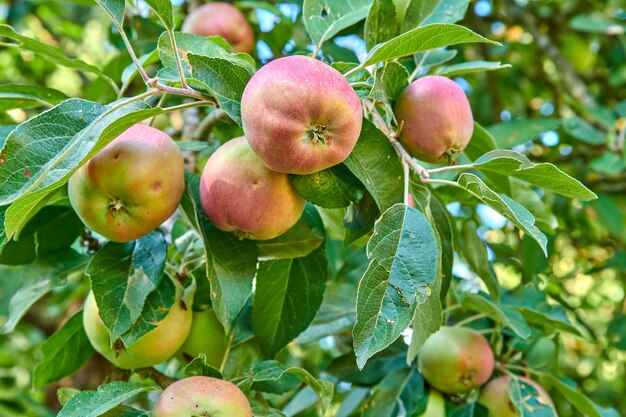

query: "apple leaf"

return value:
[33, 311, 94, 387]
[303, 0, 374, 45]
[439, 61, 511, 76]
[94, 0, 125, 25]
[253, 248, 328, 357]
[57, 381, 160, 417]
[457, 292, 531, 339]
[364, 0, 397, 50]
[361, 368, 423, 417]
[0, 84, 68, 112]
[353, 204, 439, 369]
[402, 0, 438, 31]
[291, 164, 366, 209]
[143, 0, 174, 29]
[422, 0, 470, 25]
[487, 118, 561, 148]
[257, 221, 324, 261]
[184, 354, 223, 379]
[85, 232, 167, 343]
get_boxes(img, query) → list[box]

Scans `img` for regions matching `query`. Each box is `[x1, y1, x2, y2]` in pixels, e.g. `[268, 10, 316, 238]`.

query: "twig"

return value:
[409, 51, 429, 83]
[192, 109, 228, 141]
[453, 313, 486, 327]
[166, 28, 190, 89]
[426, 163, 474, 175]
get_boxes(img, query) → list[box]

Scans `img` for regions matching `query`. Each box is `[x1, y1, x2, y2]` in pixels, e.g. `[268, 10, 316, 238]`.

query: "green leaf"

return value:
[362, 368, 423, 417]
[439, 61, 511, 77]
[189, 54, 252, 125]
[0, 205, 7, 250]
[460, 220, 499, 298]
[184, 354, 223, 378]
[508, 377, 557, 417]
[101, 406, 149, 417]
[0, 84, 68, 112]
[182, 174, 257, 334]
[402, 0, 438, 31]
[1, 249, 88, 334]
[143, 0, 174, 29]
[254, 248, 328, 357]
[422, 0, 471, 25]
[457, 292, 531, 339]
[57, 381, 160, 417]
[1, 98, 161, 238]
[463, 122, 511, 194]
[85, 232, 167, 343]
[362, 24, 498, 68]
[353, 204, 439, 368]
[487, 118, 560, 148]
[344, 119, 403, 211]
[251, 402, 287, 417]
[158, 32, 256, 77]
[471, 150, 597, 201]
[257, 221, 324, 260]
[371, 61, 410, 103]
[94, 0, 125, 25]
[291, 164, 365, 209]
[545, 376, 604, 417]
[303, 0, 374, 45]
[455, 173, 548, 255]
[364, 0, 397, 50]
[430, 196, 453, 301]
[562, 115, 606, 145]
[33, 311, 94, 387]
[0, 25, 117, 90]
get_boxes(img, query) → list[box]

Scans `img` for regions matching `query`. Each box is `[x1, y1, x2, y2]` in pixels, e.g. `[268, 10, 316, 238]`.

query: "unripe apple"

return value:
[418, 326, 495, 394]
[241, 55, 363, 174]
[394, 75, 474, 164]
[68, 124, 184, 243]
[419, 390, 446, 417]
[178, 309, 227, 369]
[478, 376, 556, 417]
[82, 290, 192, 369]
[199, 137, 305, 240]
[153, 376, 252, 417]
[182, 2, 254, 53]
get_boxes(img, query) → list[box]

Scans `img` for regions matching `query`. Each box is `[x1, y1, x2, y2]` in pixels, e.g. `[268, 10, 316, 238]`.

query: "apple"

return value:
[82, 289, 192, 369]
[182, 2, 254, 53]
[419, 390, 446, 417]
[178, 308, 227, 369]
[394, 75, 474, 164]
[241, 55, 363, 175]
[199, 137, 305, 240]
[68, 124, 184, 243]
[418, 326, 495, 394]
[153, 376, 252, 417]
[478, 375, 556, 416]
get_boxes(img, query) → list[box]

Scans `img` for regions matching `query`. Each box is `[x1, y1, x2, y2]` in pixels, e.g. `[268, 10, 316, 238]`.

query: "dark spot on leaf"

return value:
[24, 171, 32, 178]
[321, 7, 329, 18]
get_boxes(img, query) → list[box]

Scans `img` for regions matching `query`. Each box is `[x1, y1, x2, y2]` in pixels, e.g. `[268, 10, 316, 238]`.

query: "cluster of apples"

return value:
[417, 326, 557, 416]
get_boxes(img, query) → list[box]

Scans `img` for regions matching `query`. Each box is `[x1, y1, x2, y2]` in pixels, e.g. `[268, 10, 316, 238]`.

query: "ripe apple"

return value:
[68, 124, 184, 243]
[153, 376, 252, 417]
[418, 326, 495, 394]
[241, 55, 363, 175]
[199, 137, 305, 240]
[394, 75, 474, 164]
[478, 375, 556, 417]
[82, 290, 192, 369]
[178, 309, 227, 369]
[182, 2, 254, 53]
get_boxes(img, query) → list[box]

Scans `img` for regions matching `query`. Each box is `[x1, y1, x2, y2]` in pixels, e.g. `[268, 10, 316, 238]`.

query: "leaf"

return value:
[545, 376, 605, 417]
[362, 24, 498, 68]
[364, 0, 397, 50]
[0, 25, 116, 90]
[143, 0, 174, 29]
[0, 205, 7, 250]
[353, 204, 439, 368]
[422, 0, 471, 25]
[158, 32, 256, 77]
[303, 0, 374, 45]
[257, 221, 324, 260]
[430, 196, 453, 301]
[471, 150, 597, 201]
[94, 0, 125, 25]
[460, 220, 499, 298]
[33, 311, 94, 387]
[0, 84, 68, 111]
[57, 381, 159, 417]
[254, 248, 328, 357]
[1, 98, 161, 238]
[455, 173, 548, 255]
[371, 61, 410, 103]
[101, 406, 149, 417]
[189, 54, 252, 125]
[487, 119, 561, 148]
[457, 292, 531, 339]
[463, 122, 511, 194]
[182, 174, 257, 334]
[184, 354, 223, 378]
[362, 368, 424, 417]
[439, 61, 511, 76]
[344, 119, 403, 212]
[562, 115, 606, 145]
[85, 232, 167, 343]
[291, 164, 365, 209]
[1, 249, 88, 334]
[402, 0, 438, 31]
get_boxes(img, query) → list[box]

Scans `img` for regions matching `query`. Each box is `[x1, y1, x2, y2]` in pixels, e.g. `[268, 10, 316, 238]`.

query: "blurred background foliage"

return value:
[0, 0, 625, 415]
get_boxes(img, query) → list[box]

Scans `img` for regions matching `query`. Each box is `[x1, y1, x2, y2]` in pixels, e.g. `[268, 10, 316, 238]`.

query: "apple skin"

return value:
[68, 124, 184, 243]
[478, 376, 556, 417]
[199, 137, 305, 240]
[182, 2, 254, 53]
[418, 326, 495, 394]
[82, 291, 192, 370]
[153, 376, 252, 417]
[178, 309, 227, 369]
[394, 75, 474, 164]
[419, 390, 446, 417]
[241, 55, 363, 175]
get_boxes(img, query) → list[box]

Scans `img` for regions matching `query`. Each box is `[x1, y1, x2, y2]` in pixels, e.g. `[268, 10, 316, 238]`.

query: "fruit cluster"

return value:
[418, 326, 556, 416]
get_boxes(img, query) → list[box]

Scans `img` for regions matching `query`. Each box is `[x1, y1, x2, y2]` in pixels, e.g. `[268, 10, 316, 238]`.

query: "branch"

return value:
[108, 367, 177, 389]
[192, 109, 228, 141]
[167, 28, 190, 89]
